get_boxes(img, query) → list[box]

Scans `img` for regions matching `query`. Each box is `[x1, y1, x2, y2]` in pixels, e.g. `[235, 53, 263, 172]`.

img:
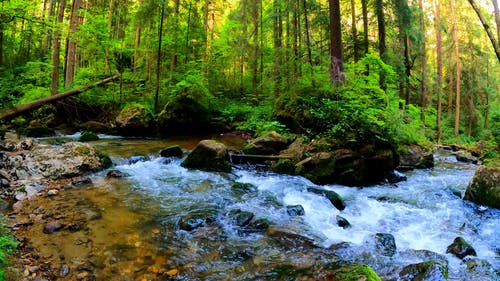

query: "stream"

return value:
[10, 135, 500, 280]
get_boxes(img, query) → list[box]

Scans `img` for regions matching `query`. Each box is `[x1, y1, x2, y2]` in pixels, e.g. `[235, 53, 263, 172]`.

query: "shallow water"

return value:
[12, 137, 500, 280]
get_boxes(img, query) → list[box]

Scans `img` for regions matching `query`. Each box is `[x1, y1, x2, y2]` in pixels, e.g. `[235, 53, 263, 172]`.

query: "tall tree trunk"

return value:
[494, 0, 500, 46]
[273, 0, 283, 97]
[65, 0, 84, 87]
[0, 30, 3, 68]
[42, 0, 55, 59]
[329, 0, 344, 84]
[419, 0, 427, 121]
[202, 0, 210, 76]
[451, 0, 461, 135]
[51, 0, 67, 95]
[362, 0, 369, 55]
[184, 2, 192, 64]
[467, 0, 500, 63]
[154, 2, 165, 113]
[134, 26, 141, 72]
[375, 0, 386, 89]
[434, 0, 443, 143]
[252, 0, 260, 94]
[404, 35, 411, 105]
[170, 0, 180, 77]
[351, 0, 359, 62]
[292, 0, 299, 78]
[303, 0, 313, 70]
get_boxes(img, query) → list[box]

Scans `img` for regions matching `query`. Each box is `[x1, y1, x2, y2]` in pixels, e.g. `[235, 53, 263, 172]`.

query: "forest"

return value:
[0, 0, 498, 153]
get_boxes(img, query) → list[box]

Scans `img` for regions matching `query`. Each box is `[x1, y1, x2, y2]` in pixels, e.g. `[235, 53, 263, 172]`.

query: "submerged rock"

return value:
[286, 205, 305, 216]
[181, 140, 232, 172]
[231, 182, 257, 193]
[336, 215, 351, 229]
[399, 260, 448, 281]
[179, 209, 218, 231]
[106, 170, 129, 178]
[243, 131, 289, 155]
[43, 221, 64, 234]
[464, 165, 500, 209]
[446, 237, 477, 259]
[375, 233, 396, 257]
[245, 218, 270, 232]
[228, 209, 254, 227]
[307, 187, 345, 211]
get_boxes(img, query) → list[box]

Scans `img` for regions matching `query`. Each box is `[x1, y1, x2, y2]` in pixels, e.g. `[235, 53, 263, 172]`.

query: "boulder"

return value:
[455, 150, 478, 164]
[160, 145, 183, 158]
[446, 237, 477, 259]
[286, 205, 305, 216]
[296, 152, 337, 184]
[375, 233, 396, 257]
[78, 131, 99, 142]
[178, 209, 218, 231]
[245, 218, 270, 232]
[464, 166, 500, 209]
[115, 104, 154, 135]
[333, 264, 382, 281]
[398, 145, 434, 171]
[5, 141, 108, 180]
[181, 140, 232, 172]
[228, 209, 254, 227]
[307, 187, 345, 211]
[231, 182, 257, 193]
[80, 121, 112, 134]
[399, 260, 448, 281]
[43, 221, 64, 234]
[271, 159, 296, 175]
[158, 94, 212, 135]
[20, 125, 55, 137]
[243, 131, 289, 155]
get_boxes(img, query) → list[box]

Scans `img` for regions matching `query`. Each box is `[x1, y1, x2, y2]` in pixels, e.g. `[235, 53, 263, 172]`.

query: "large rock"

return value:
[181, 140, 232, 172]
[115, 104, 154, 135]
[5, 141, 108, 180]
[333, 264, 382, 281]
[446, 237, 477, 259]
[296, 147, 398, 186]
[375, 233, 396, 257]
[398, 145, 434, 171]
[307, 187, 345, 211]
[157, 94, 212, 135]
[243, 131, 289, 155]
[464, 166, 500, 209]
[399, 260, 448, 281]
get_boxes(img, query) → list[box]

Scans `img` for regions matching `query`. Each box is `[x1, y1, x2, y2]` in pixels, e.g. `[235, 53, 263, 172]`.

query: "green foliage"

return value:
[0, 220, 18, 281]
[165, 71, 213, 110]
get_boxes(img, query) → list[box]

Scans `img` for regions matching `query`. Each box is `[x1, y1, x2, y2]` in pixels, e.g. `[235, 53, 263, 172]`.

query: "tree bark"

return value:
[252, 0, 260, 94]
[467, 0, 500, 63]
[155, 1, 165, 113]
[303, 0, 313, 69]
[351, 0, 359, 62]
[451, 0, 461, 135]
[494, 0, 500, 46]
[375, 0, 386, 89]
[419, 0, 427, 121]
[0, 30, 3, 68]
[65, 0, 84, 87]
[51, 0, 67, 96]
[329, 0, 344, 84]
[434, 0, 443, 143]
[170, 0, 180, 77]
[0, 75, 119, 121]
[362, 0, 369, 55]
[273, 0, 283, 97]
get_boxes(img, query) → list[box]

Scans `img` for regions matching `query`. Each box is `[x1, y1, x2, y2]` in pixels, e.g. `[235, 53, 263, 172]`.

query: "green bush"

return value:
[0, 221, 18, 281]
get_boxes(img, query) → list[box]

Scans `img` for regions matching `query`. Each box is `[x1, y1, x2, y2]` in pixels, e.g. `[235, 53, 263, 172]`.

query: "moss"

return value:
[0, 220, 18, 281]
[334, 264, 381, 281]
[75, 145, 90, 155]
[271, 159, 296, 175]
[98, 151, 113, 169]
[20, 125, 54, 137]
[79, 131, 100, 142]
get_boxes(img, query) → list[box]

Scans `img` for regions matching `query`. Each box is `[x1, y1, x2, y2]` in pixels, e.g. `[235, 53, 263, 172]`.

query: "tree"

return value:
[434, 0, 443, 142]
[451, 0, 461, 135]
[52, 0, 67, 95]
[329, 0, 344, 84]
[419, 0, 427, 121]
[65, 0, 84, 87]
[154, 1, 165, 113]
[467, 0, 500, 63]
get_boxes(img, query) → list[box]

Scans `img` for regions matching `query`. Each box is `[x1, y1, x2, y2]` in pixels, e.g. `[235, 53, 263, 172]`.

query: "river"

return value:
[15, 135, 500, 280]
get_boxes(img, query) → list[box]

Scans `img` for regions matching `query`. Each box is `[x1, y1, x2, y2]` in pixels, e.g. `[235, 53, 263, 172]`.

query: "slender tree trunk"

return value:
[52, 0, 67, 95]
[292, 0, 299, 77]
[303, 0, 313, 70]
[134, 26, 141, 72]
[494, 0, 500, 46]
[434, 0, 443, 143]
[0, 30, 3, 68]
[65, 0, 83, 87]
[375, 0, 386, 89]
[362, 0, 369, 55]
[252, 0, 260, 94]
[467, 0, 500, 63]
[274, 0, 283, 97]
[448, 70, 453, 116]
[185, 2, 192, 64]
[170, 0, 180, 77]
[351, 0, 359, 62]
[329, 0, 344, 84]
[451, 0, 461, 135]
[419, 0, 427, 121]
[202, 0, 210, 76]
[155, 2, 165, 113]
[404, 35, 411, 105]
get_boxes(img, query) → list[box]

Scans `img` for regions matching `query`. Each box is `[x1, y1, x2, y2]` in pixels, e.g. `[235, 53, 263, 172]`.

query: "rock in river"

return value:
[464, 165, 500, 209]
[181, 140, 232, 172]
[446, 237, 477, 259]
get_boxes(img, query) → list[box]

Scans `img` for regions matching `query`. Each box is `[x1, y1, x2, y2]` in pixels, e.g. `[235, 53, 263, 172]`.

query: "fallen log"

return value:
[0, 74, 120, 121]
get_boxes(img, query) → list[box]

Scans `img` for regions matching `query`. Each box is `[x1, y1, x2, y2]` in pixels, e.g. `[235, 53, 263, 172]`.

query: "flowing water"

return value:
[13, 136, 500, 280]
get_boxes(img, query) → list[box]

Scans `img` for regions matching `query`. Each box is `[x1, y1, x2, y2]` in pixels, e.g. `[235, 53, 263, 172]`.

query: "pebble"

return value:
[29, 265, 40, 273]
[43, 221, 64, 234]
[59, 265, 70, 277]
[47, 189, 59, 196]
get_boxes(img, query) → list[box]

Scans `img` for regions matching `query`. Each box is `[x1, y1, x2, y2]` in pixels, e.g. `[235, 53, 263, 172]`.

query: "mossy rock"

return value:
[79, 131, 100, 142]
[80, 121, 112, 134]
[115, 104, 154, 136]
[333, 264, 381, 281]
[98, 151, 113, 169]
[307, 187, 345, 211]
[228, 209, 254, 227]
[160, 145, 183, 158]
[20, 125, 55, 137]
[243, 131, 289, 155]
[231, 182, 257, 193]
[399, 260, 448, 281]
[271, 159, 296, 175]
[296, 152, 336, 184]
[446, 237, 477, 259]
[178, 209, 218, 231]
[158, 94, 212, 135]
[398, 145, 434, 171]
[464, 166, 500, 209]
[181, 140, 232, 172]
